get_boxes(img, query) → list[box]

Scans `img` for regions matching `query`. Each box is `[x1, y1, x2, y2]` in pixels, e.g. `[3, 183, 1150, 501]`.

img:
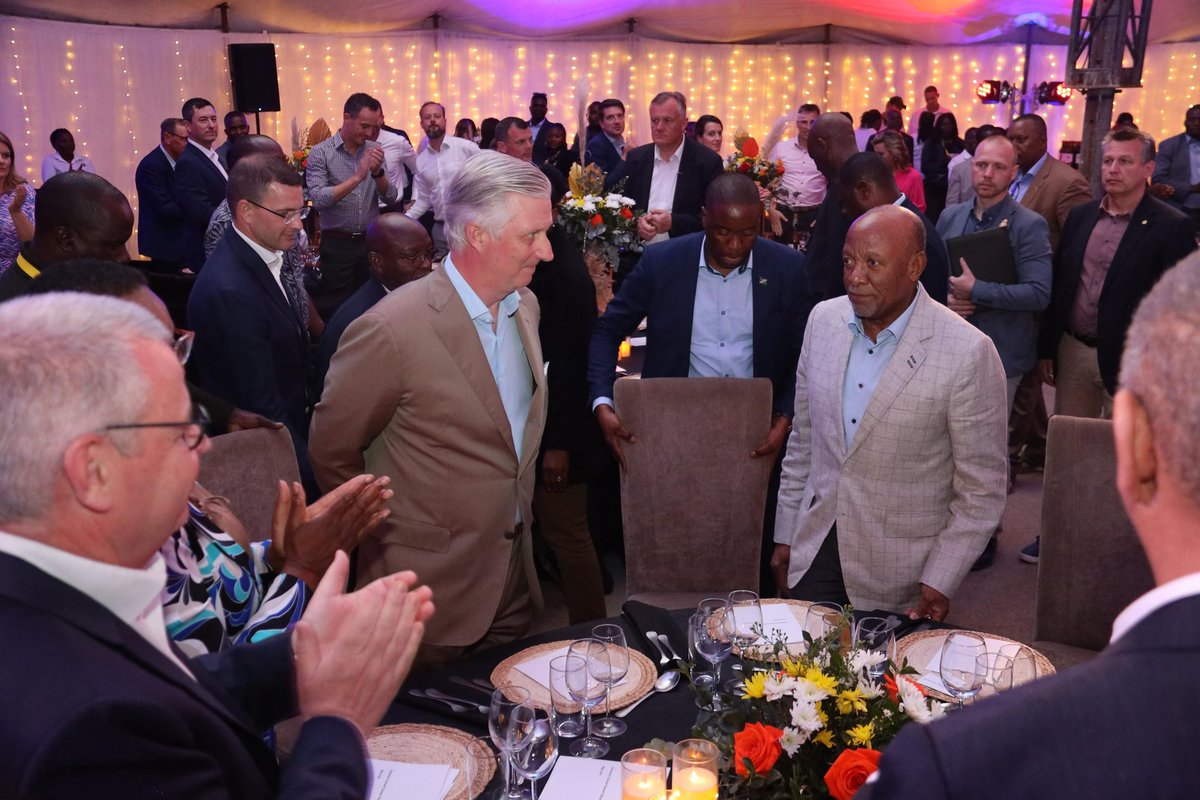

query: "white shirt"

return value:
[0, 530, 194, 679]
[40, 152, 96, 182]
[187, 139, 228, 180]
[1110, 572, 1200, 644]
[646, 143, 683, 245]
[770, 138, 827, 207]
[529, 119, 546, 142]
[855, 127, 877, 153]
[406, 136, 479, 221]
[376, 129, 417, 196]
[231, 221, 288, 300]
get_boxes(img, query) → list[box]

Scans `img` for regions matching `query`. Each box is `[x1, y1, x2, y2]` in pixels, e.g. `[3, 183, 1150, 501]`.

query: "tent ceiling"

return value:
[3, 0, 1195, 45]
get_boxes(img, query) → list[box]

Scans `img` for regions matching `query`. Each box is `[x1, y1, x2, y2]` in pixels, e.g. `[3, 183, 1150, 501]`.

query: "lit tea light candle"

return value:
[672, 739, 720, 800]
[618, 338, 632, 359]
[672, 767, 717, 800]
[623, 773, 667, 800]
[622, 748, 667, 800]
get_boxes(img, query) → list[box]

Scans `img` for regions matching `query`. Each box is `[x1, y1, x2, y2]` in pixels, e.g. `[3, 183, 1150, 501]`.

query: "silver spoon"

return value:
[644, 630, 672, 665]
[615, 670, 681, 718]
[410, 688, 472, 713]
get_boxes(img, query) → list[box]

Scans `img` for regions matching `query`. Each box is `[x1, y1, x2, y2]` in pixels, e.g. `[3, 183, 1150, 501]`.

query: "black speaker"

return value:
[228, 44, 281, 113]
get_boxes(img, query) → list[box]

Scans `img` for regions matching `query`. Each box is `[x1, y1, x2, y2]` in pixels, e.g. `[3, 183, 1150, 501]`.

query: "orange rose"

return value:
[619, 206, 634, 219]
[824, 748, 882, 800]
[590, 213, 604, 226]
[741, 137, 760, 158]
[733, 722, 783, 777]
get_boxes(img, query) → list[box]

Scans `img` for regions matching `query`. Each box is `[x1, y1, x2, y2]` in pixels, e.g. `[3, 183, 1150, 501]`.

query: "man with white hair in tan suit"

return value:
[310, 151, 552, 664]
[770, 204, 1008, 622]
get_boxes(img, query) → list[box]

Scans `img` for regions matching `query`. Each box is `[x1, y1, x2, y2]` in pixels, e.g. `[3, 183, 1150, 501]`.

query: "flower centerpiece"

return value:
[690, 614, 947, 799]
[289, 146, 311, 177]
[724, 130, 785, 192]
[557, 162, 645, 312]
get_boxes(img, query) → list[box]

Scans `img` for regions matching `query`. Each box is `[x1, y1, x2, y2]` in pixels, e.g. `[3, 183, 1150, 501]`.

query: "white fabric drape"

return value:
[1, 14, 1196, 258]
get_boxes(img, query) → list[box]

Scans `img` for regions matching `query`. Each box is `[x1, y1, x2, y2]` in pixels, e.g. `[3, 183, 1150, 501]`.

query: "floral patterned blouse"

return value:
[0, 184, 35, 272]
[160, 503, 309, 658]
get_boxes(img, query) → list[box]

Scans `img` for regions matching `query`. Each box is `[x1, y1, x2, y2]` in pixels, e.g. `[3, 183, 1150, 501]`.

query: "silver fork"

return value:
[656, 633, 684, 662]
[410, 688, 471, 713]
[424, 688, 489, 713]
[644, 630, 671, 665]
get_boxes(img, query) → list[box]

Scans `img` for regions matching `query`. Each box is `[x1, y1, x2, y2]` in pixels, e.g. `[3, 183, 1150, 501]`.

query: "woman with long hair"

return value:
[0, 131, 34, 273]
[454, 118, 479, 143]
[921, 112, 961, 223]
[873, 130, 926, 213]
[542, 122, 579, 179]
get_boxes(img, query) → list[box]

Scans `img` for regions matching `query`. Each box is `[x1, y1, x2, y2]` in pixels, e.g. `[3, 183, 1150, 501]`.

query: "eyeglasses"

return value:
[102, 403, 211, 450]
[245, 199, 310, 225]
[173, 330, 194, 365]
[396, 249, 438, 267]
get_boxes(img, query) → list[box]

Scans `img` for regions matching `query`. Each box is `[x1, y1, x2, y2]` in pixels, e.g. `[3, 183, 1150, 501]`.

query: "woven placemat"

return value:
[895, 629, 1056, 702]
[365, 723, 495, 799]
[489, 639, 656, 711]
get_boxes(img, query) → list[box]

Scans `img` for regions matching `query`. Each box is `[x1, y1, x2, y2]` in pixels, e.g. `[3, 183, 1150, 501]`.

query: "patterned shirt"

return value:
[307, 132, 398, 233]
[160, 504, 308, 658]
[0, 184, 35, 273]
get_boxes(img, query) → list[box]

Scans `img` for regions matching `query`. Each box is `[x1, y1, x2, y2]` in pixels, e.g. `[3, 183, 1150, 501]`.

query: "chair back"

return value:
[197, 427, 300, 542]
[1034, 415, 1154, 654]
[615, 377, 773, 608]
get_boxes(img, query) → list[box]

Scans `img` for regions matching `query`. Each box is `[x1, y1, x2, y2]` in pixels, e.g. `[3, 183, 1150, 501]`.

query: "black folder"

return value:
[945, 226, 1017, 285]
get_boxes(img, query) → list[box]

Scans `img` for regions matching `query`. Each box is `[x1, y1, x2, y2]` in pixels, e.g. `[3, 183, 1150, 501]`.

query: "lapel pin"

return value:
[1141, 219, 1148, 225]
[906, 354, 917, 368]
[758, 277, 768, 286]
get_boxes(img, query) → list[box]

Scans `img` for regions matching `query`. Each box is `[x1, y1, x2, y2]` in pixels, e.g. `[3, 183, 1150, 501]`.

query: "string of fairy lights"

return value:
[1, 17, 1197, 257]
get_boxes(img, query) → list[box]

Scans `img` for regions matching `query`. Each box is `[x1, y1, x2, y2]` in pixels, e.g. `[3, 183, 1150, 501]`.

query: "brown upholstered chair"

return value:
[615, 376, 774, 609]
[197, 427, 301, 543]
[1032, 415, 1154, 669]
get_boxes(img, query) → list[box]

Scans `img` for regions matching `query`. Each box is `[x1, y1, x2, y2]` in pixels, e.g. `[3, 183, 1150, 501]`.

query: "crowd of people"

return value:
[1, 78, 1199, 797]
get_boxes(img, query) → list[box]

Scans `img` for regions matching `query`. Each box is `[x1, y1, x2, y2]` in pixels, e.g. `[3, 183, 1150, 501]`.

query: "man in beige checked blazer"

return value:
[771, 205, 1008, 621]
[310, 153, 551, 662]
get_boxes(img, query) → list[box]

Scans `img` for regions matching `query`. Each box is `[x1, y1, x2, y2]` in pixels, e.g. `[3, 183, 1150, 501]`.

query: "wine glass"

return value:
[998, 643, 1038, 687]
[689, 609, 733, 709]
[489, 685, 534, 800]
[853, 616, 898, 681]
[939, 632, 986, 709]
[805, 602, 847, 641]
[564, 639, 610, 758]
[975, 652, 1014, 699]
[726, 590, 763, 689]
[507, 706, 560, 800]
[590, 623, 630, 738]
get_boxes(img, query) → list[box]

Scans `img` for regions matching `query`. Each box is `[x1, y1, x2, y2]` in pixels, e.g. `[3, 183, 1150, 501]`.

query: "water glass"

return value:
[939, 631, 986, 708]
[853, 616, 898, 680]
[507, 705, 559, 800]
[489, 685, 533, 800]
[998, 643, 1039, 687]
[547, 655, 585, 738]
[975, 652, 1014, 699]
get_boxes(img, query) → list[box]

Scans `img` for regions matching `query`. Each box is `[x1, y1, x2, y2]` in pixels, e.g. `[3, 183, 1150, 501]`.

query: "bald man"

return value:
[314, 213, 433, 396]
[0, 171, 132, 302]
[804, 112, 873, 302]
[772, 205, 1007, 623]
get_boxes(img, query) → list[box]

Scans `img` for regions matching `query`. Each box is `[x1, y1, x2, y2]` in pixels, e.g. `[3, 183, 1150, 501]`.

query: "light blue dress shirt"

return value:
[442, 255, 533, 464]
[1187, 137, 1200, 210]
[842, 291, 919, 452]
[1009, 151, 1048, 202]
[689, 237, 755, 379]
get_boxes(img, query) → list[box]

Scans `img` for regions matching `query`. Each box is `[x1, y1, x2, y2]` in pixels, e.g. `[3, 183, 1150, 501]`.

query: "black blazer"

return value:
[314, 275, 387, 400]
[134, 146, 186, 263]
[175, 142, 228, 271]
[0, 553, 366, 799]
[588, 232, 809, 417]
[188, 227, 314, 484]
[531, 119, 552, 165]
[605, 138, 724, 238]
[861, 594, 1200, 800]
[1037, 192, 1196, 393]
[585, 132, 623, 176]
[529, 225, 609, 480]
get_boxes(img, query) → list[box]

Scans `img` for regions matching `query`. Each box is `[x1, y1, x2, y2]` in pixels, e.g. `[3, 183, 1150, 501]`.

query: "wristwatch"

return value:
[371, 168, 385, 179]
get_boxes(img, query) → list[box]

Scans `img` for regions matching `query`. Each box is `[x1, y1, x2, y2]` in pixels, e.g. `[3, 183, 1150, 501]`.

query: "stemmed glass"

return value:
[939, 632, 986, 709]
[507, 705, 560, 800]
[998, 643, 1038, 687]
[726, 590, 763, 690]
[489, 686, 534, 800]
[689, 609, 733, 709]
[975, 652, 1014, 699]
[589, 623, 630, 738]
[564, 638, 610, 758]
[854, 617, 898, 681]
[805, 602, 847, 641]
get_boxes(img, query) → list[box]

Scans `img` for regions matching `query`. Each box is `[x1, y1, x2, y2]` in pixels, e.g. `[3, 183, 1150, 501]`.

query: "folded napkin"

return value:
[621, 600, 687, 670]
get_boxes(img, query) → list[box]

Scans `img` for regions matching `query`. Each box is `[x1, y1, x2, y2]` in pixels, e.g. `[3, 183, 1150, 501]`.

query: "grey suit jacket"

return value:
[945, 156, 973, 208]
[936, 196, 1052, 377]
[774, 288, 1008, 612]
[309, 267, 547, 647]
[1153, 131, 1199, 211]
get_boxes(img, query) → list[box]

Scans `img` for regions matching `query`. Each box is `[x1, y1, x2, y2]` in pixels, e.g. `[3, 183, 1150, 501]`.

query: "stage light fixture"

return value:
[1036, 80, 1073, 105]
[976, 79, 1018, 104]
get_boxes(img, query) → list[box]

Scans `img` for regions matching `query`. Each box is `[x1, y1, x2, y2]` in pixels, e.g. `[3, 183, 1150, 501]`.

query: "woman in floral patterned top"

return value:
[0, 131, 34, 271]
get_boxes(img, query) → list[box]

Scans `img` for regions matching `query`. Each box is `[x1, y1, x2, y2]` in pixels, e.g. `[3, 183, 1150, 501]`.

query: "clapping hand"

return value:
[7, 185, 26, 215]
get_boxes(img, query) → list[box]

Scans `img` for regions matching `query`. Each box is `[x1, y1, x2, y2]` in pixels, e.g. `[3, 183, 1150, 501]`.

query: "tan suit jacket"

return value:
[1020, 155, 1091, 249]
[309, 268, 547, 647]
[773, 287, 1008, 612]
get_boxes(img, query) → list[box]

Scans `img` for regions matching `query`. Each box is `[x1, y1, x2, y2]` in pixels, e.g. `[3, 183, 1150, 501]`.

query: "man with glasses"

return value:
[189, 154, 320, 494]
[314, 213, 433, 396]
[0, 292, 432, 798]
[134, 118, 190, 269]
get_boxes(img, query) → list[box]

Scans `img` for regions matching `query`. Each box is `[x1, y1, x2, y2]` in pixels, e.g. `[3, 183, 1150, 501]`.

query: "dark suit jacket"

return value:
[588, 232, 808, 417]
[314, 276, 387, 400]
[175, 142, 228, 271]
[1038, 192, 1196, 394]
[585, 132, 623, 176]
[529, 226, 609, 480]
[530, 119, 553, 165]
[861, 594, 1200, 800]
[135, 146, 186, 263]
[0, 552, 366, 799]
[0, 255, 35, 302]
[605, 138, 724, 238]
[188, 227, 314, 484]
[1153, 131, 1199, 211]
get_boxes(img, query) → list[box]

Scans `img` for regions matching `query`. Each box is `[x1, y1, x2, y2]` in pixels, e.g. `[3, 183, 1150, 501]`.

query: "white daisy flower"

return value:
[779, 727, 807, 756]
